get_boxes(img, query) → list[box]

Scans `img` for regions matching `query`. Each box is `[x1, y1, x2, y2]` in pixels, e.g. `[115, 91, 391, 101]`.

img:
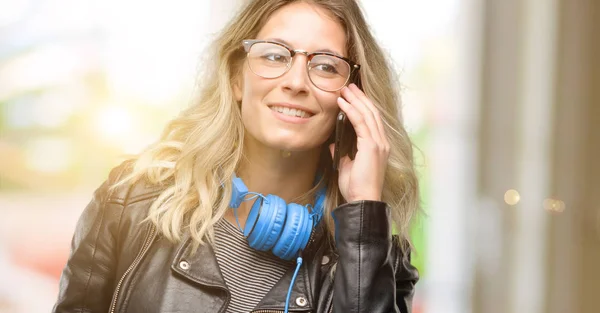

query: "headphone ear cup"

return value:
[272, 203, 313, 260]
[259, 195, 287, 250]
[245, 195, 286, 251]
[244, 197, 263, 249]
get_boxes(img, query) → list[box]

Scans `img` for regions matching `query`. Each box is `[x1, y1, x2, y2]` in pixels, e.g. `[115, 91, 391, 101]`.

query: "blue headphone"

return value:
[229, 174, 326, 261]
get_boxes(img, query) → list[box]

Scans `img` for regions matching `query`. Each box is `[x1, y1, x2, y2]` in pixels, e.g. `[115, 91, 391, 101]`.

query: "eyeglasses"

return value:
[242, 39, 360, 92]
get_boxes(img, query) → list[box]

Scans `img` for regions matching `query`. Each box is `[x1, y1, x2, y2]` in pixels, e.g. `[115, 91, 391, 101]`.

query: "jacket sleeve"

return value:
[53, 166, 128, 313]
[332, 201, 419, 313]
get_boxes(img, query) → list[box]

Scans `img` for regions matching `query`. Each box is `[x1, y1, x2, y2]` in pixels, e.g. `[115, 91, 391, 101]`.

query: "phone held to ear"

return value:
[333, 111, 357, 171]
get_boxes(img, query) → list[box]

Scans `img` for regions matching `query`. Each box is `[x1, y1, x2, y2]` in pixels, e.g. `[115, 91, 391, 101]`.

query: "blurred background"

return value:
[0, 0, 598, 312]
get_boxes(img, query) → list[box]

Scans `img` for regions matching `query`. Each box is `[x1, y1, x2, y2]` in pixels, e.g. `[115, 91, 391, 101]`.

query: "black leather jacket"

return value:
[53, 163, 419, 313]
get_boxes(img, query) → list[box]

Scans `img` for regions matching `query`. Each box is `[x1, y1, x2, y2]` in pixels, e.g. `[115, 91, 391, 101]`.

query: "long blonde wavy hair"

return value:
[114, 0, 420, 254]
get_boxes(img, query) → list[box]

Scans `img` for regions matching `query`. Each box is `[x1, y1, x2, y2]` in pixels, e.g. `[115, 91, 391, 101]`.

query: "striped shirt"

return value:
[213, 219, 294, 313]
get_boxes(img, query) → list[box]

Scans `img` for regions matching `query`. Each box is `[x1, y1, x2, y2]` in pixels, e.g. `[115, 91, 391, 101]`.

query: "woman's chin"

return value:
[268, 140, 320, 153]
[249, 130, 328, 153]
[273, 144, 309, 152]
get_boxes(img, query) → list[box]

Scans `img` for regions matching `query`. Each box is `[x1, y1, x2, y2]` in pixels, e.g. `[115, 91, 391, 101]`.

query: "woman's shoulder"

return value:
[103, 159, 168, 206]
[88, 160, 167, 242]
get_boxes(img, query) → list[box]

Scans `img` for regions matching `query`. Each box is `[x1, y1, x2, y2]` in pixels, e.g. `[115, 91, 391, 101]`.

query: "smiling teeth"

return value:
[270, 106, 310, 118]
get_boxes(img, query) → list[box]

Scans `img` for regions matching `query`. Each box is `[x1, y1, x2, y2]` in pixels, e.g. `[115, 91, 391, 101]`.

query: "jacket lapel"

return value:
[252, 261, 314, 311]
[252, 223, 329, 312]
[170, 233, 228, 290]
[169, 223, 328, 312]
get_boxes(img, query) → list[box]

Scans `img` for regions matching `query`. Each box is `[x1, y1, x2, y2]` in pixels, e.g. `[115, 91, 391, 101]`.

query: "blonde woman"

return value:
[53, 0, 420, 312]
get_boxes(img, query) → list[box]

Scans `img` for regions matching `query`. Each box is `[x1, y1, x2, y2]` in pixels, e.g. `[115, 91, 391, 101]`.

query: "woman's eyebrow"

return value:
[314, 48, 343, 56]
[267, 37, 345, 57]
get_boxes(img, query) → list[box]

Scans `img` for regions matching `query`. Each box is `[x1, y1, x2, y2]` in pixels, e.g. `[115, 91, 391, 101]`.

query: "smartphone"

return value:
[333, 111, 357, 171]
[333, 76, 361, 170]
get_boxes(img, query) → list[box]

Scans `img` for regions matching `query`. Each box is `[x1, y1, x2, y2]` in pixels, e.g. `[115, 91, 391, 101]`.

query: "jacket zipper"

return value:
[109, 225, 156, 313]
[327, 267, 334, 313]
[305, 227, 317, 252]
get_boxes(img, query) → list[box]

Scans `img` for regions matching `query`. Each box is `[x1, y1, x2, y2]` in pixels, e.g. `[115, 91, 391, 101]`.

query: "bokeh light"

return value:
[543, 198, 566, 213]
[25, 137, 73, 174]
[94, 105, 135, 141]
[504, 189, 521, 206]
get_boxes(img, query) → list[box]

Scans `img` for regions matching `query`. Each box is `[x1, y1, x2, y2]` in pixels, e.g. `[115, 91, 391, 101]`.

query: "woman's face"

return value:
[234, 2, 347, 153]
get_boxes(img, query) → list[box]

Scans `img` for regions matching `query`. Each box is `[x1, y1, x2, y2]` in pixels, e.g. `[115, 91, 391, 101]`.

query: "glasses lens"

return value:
[247, 42, 291, 78]
[308, 55, 351, 91]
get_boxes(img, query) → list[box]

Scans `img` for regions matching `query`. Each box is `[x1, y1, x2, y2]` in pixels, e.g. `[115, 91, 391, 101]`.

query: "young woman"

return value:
[53, 0, 420, 312]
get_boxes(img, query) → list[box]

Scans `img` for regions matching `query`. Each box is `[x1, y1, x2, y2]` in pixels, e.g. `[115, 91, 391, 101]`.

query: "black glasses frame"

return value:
[242, 39, 361, 91]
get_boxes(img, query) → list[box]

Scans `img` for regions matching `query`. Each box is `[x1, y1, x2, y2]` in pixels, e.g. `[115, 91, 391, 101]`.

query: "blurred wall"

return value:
[474, 0, 600, 312]
[550, 0, 600, 312]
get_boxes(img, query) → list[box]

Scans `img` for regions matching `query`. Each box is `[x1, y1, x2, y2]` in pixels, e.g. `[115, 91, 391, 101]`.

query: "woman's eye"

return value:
[314, 63, 338, 74]
[262, 53, 288, 63]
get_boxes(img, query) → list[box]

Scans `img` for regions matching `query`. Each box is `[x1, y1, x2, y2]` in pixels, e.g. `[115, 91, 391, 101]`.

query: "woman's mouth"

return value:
[269, 105, 313, 118]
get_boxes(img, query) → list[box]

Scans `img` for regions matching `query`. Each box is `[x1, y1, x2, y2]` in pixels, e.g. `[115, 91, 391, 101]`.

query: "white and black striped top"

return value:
[213, 219, 294, 313]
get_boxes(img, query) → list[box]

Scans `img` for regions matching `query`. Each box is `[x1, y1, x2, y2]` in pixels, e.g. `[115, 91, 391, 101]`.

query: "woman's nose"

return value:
[281, 53, 310, 94]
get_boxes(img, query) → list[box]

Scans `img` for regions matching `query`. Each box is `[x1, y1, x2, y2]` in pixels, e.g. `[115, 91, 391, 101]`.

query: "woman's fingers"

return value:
[340, 85, 387, 148]
[336, 96, 372, 139]
[334, 84, 390, 202]
[339, 87, 378, 142]
[347, 84, 390, 149]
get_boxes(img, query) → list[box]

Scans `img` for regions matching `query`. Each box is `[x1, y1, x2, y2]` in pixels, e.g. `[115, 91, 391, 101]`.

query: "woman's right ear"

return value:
[233, 72, 243, 102]
[233, 83, 242, 102]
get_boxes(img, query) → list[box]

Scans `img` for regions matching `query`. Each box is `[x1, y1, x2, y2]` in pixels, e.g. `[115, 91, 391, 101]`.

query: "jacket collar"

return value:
[171, 233, 228, 291]
[252, 263, 313, 312]
[170, 222, 328, 312]
[249, 222, 328, 312]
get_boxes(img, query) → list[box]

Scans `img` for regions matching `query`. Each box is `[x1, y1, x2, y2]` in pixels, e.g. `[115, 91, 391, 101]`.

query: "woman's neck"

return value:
[224, 135, 322, 228]
[237, 139, 321, 202]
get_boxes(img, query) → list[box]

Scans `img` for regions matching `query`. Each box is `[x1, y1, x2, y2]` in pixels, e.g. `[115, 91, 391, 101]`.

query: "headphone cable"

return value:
[285, 256, 303, 313]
